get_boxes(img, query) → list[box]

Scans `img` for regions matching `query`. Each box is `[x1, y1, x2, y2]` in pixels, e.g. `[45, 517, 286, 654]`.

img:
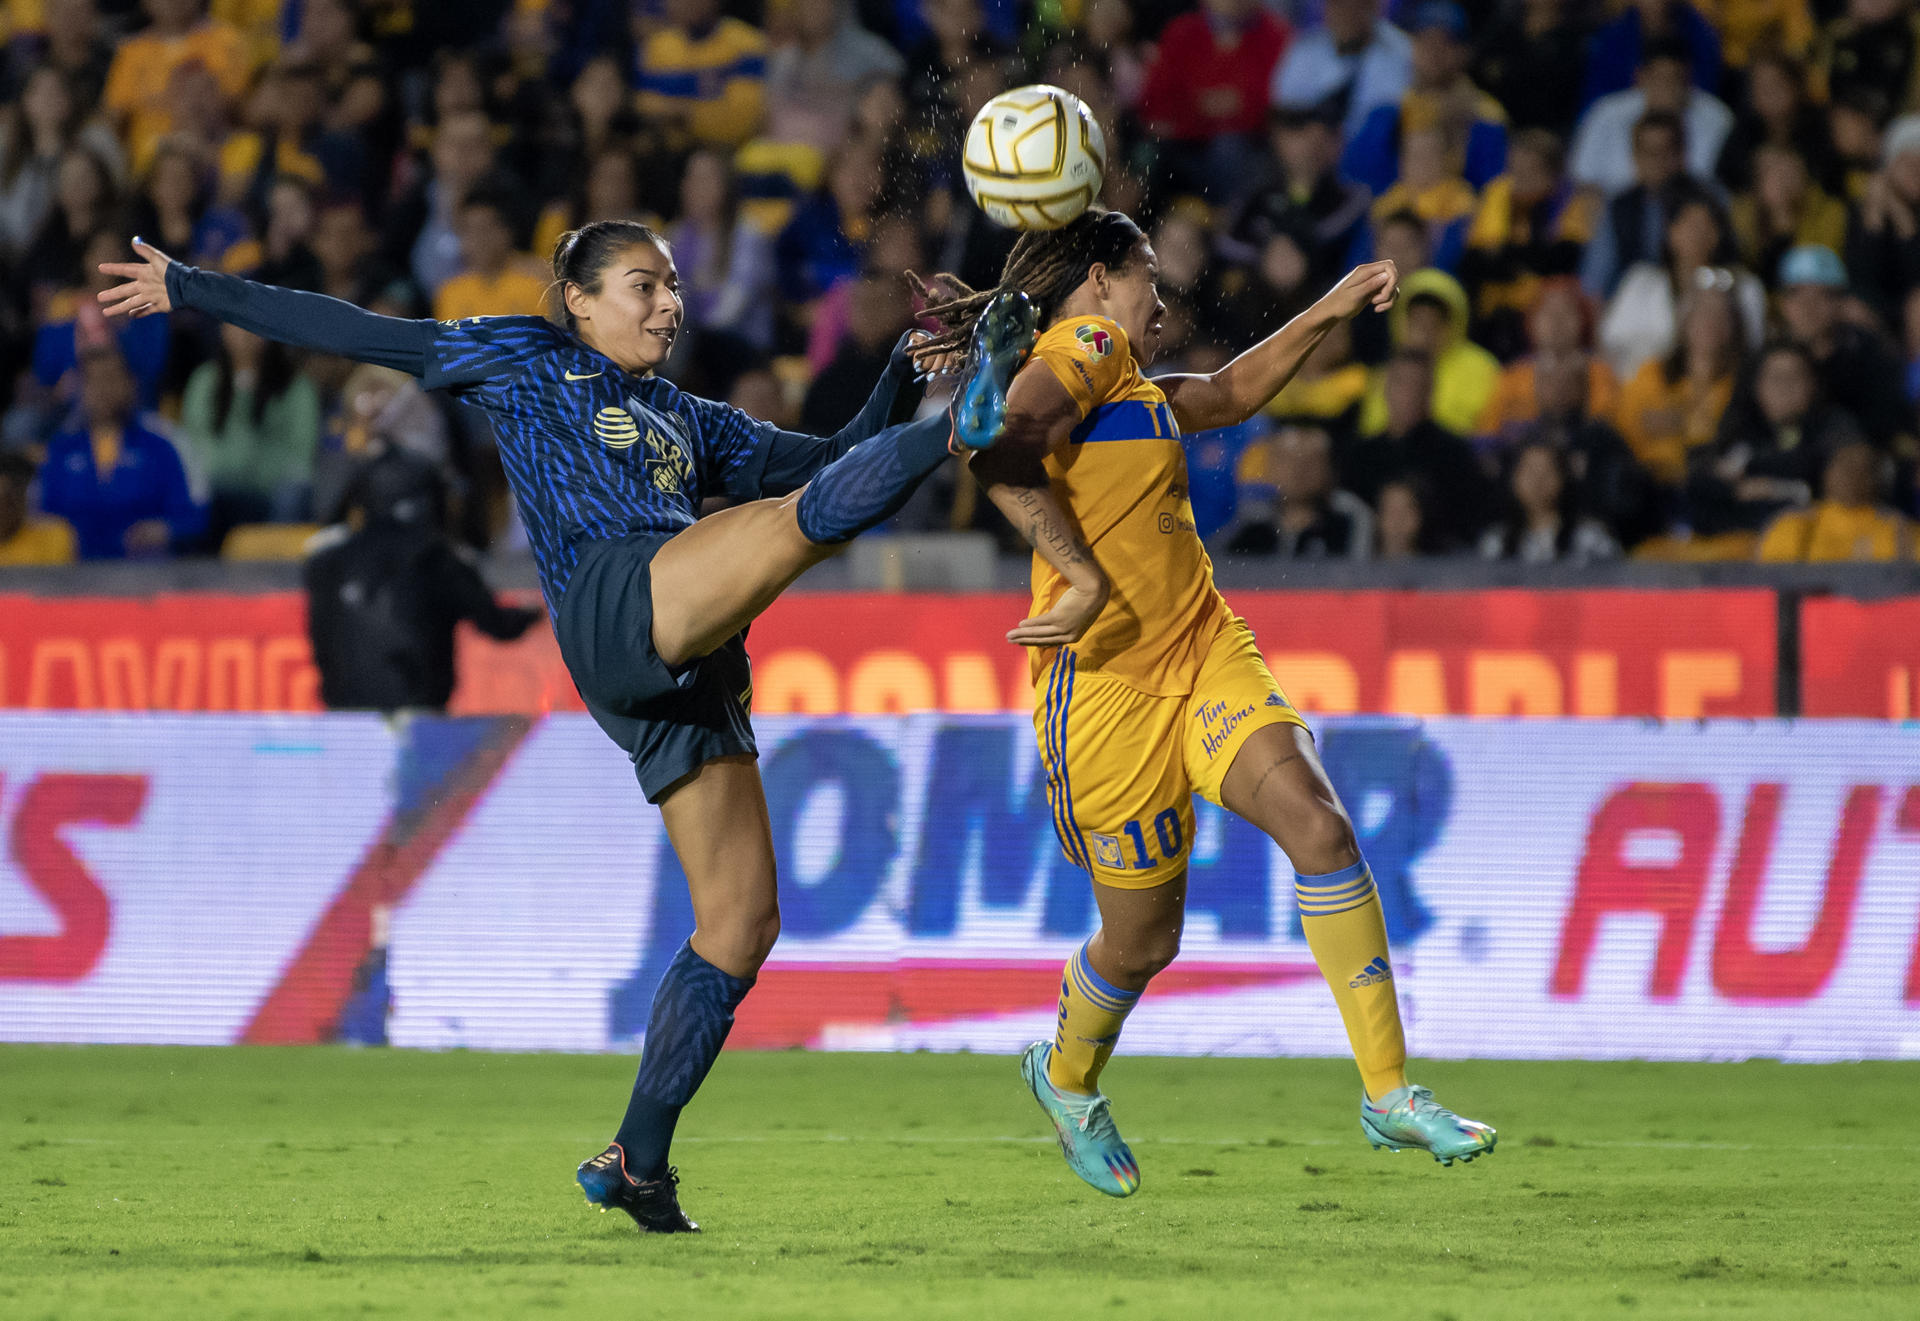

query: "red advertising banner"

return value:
[1801, 597, 1920, 718]
[0, 588, 1778, 717]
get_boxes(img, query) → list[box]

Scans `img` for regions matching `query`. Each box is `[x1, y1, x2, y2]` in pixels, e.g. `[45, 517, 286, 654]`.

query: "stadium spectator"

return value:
[1359, 267, 1499, 437]
[125, 140, 220, 270]
[799, 269, 915, 434]
[1598, 186, 1764, 381]
[1343, 1, 1506, 197]
[1847, 115, 1920, 329]
[776, 141, 882, 308]
[1495, 347, 1661, 546]
[1479, 439, 1623, 562]
[32, 232, 173, 413]
[1269, 0, 1412, 144]
[1756, 439, 1916, 560]
[0, 66, 126, 264]
[1614, 283, 1742, 486]
[305, 451, 539, 714]
[1774, 243, 1914, 448]
[1730, 142, 1846, 283]
[765, 0, 905, 152]
[1219, 419, 1374, 558]
[311, 198, 406, 311]
[1570, 38, 1733, 198]
[1210, 227, 1320, 347]
[1365, 126, 1477, 272]
[38, 336, 203, 559]
[1580, 111, 1690, 298]
[14, 144, 121, 307]
[1715, 50, 1828, 194]
[1477, 278, 1621, 437]
[1372, 475, 1441, 556]
[433, 192, 550, 322]
[389, 109, 501, 300]
[1581, 0, 1723, 109]
[178, 323, 321, 542]
[1906, 285, 1920, 405]
[636, 0, 770, 150]
[902, 0, 1009, 152]
[1264, 317, 1370, 427]
[1688, 339, 1864, 533]
[1473, 0, 1590, 136]
[103, 0, 254, 174]
[1221, 105, 1370, 291]
[1138, 0, 1289, 198]
[0, 448, 76, 565]
[311, 362, 452, 526]
[535, 146, 651, 264]
[1, 0, 114, 111]
[668, 148, 778, 354]
[1344, 348, 1493, 547]
[1698, 0, 1814, 70]
[1812, 0, 1920, 115]
[1460, 130, 1597, 360]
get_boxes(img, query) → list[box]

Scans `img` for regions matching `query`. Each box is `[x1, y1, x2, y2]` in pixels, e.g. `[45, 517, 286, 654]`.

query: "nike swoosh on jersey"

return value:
[564, 370, 603, 381]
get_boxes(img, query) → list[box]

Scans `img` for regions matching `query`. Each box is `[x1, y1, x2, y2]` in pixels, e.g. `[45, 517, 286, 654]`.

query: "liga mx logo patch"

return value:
[1075, 324, 1113, 358]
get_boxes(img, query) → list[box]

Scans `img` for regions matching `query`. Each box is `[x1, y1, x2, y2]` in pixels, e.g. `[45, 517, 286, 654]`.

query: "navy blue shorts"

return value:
[556, 533, 756, 803]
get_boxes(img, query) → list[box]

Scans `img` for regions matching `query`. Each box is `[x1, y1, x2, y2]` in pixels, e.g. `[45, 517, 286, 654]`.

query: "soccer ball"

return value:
[961, 85, 1107, 231]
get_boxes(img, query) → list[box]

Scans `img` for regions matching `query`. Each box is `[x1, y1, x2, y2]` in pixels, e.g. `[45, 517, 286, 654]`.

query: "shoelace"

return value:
[1066, 1093, 1121, 1144]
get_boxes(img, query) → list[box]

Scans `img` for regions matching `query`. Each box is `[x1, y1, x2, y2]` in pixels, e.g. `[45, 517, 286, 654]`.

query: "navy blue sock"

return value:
[613, 940, 754, 1180]
[794, 412, 953, 545]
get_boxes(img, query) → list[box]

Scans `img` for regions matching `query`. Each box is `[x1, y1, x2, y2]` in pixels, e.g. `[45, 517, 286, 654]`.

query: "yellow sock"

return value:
[1045, 940, 1141, 1095]
[1297, 861, 1408, 1101]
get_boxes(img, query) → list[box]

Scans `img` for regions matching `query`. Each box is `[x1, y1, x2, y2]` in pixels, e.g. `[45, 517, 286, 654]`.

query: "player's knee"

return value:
[1109, 927, 1181, 985]
[1282, 798, 1360, 875]
[702, 902, 781, 974]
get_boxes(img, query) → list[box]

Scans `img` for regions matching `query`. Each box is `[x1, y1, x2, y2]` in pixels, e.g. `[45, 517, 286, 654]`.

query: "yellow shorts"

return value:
[1034, 614, 1306, 890]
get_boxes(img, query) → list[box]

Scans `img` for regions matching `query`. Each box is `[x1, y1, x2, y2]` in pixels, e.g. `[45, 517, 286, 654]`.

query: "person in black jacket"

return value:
[304, 451, 540, 713]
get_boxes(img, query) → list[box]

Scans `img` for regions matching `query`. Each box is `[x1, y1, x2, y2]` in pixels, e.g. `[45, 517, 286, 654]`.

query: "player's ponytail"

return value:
[910, 209, 1144, 360]
[549, 219, 670, 332]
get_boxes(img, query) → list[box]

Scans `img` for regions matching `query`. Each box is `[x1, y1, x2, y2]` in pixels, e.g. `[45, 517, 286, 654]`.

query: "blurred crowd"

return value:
[2, 0, 1920, 569]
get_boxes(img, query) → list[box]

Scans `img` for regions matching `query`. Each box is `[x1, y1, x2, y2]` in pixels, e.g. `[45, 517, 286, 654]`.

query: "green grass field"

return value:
[1, 1048, 1914, 1320]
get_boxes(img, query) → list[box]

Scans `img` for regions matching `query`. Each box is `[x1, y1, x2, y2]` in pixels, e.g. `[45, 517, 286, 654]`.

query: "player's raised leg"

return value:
[1220, 723, 1495, 1165]
[648, 291, 1036, 668]
[577, 755, 780, 1231]
[1023, 872, 1184, 1198]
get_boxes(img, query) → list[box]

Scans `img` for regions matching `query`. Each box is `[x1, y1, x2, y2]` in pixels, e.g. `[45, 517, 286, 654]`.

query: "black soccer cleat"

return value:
[576, 1143, 700, 1233]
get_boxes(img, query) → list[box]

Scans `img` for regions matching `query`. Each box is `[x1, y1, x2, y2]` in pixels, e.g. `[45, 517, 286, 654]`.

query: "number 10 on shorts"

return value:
[1090, 809, 1185, 872]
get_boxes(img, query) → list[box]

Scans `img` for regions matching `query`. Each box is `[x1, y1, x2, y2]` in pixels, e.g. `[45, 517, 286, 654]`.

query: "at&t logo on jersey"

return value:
[1075, 324, 1113, 358]
[593, 407, 640, 449]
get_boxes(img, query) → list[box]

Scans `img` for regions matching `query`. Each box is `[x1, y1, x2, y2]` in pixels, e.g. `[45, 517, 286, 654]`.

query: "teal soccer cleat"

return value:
[1020, 1041, 1141, 1198]
[1360, 1085, 1498, 1165]
[949, 290, 1038, 452]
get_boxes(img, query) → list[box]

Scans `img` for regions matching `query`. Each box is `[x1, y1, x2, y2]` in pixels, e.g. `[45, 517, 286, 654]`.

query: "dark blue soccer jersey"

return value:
[422, 315, 777, 609]
[167, 265, 913, 613]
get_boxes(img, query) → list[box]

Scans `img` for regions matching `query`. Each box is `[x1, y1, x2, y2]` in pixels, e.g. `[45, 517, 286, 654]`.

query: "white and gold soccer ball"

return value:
[961, 85, 1107, 231]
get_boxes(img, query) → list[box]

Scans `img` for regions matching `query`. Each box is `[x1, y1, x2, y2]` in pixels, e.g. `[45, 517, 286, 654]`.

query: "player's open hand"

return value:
[1320, 260, 1398, 320]
[1007, 579, 1110, 648]
[96, 237, 175, 319]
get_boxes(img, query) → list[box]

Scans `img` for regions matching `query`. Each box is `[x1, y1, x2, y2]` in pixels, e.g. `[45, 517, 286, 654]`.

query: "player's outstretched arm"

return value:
[970, 363, 1110, 647]
[1159, 260, 1398, 433]
[98, 238, 435, 377]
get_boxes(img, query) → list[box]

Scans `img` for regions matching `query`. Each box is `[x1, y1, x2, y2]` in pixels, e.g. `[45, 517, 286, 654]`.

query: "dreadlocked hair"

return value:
[909, 209, 1145, 358]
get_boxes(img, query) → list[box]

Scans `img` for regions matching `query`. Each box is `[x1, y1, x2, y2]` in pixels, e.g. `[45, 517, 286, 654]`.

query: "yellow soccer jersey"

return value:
[1029, 315, 1227, 695]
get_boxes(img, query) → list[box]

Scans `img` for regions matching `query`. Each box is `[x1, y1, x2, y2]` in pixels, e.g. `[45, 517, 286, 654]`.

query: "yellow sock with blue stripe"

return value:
[1296, 860, 1408, 1102]
[1045, 940, 1142, 1096]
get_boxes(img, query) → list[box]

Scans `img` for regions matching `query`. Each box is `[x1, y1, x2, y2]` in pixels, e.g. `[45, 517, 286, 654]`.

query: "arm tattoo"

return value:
[1007, 485, 1093, 569]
